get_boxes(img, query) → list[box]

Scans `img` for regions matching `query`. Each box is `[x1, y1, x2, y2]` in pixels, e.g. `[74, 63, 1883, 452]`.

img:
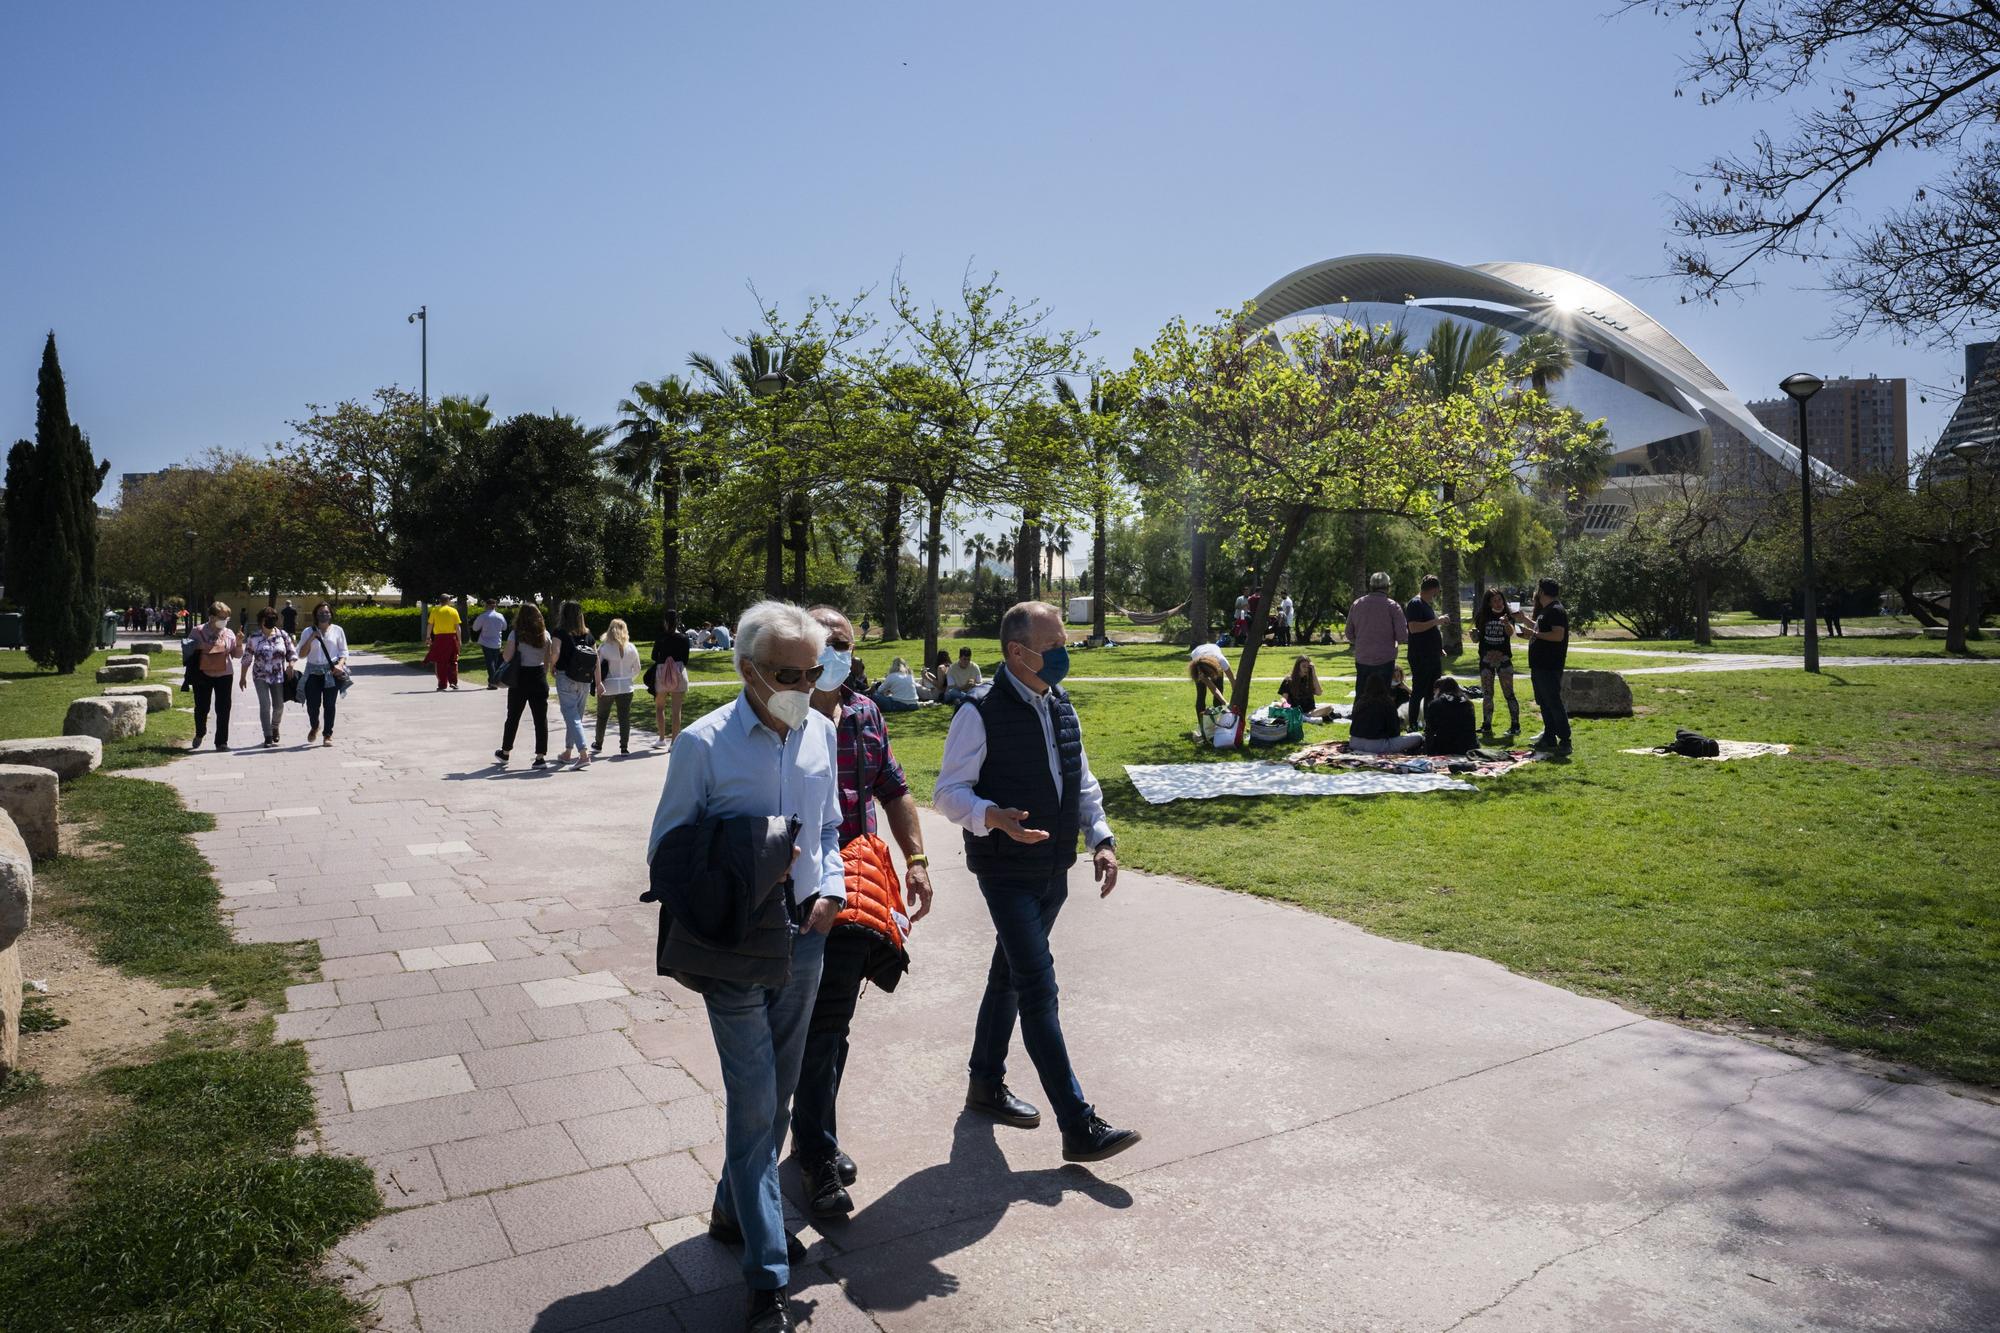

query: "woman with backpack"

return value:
[592, 617, 641, 757]
[1471, 587, 1526, 738]
[188, 601, 242, 750]
[551, 600, 597, 769]
[237, 607, 299, 747]
[496, 603, 553, 768]
[648, 609, 690, 750]
[1347, 672, 1424, 754]
[1421, 676, 1479, 755]
[296, 601, 350, 747]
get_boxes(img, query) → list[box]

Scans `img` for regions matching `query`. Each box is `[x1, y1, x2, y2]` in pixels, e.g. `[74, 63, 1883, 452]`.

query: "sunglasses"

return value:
[761, 662, 826, 686]
[827, 636, 853, 651]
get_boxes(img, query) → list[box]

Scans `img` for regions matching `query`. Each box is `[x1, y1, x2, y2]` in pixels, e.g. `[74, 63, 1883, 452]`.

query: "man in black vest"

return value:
[934, 601, 1140, 1163]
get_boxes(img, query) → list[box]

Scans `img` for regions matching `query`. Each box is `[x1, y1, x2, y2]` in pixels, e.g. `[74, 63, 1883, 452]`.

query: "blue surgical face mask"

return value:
[1032, 644, 1070, 689]
[817, 642, 851, 687]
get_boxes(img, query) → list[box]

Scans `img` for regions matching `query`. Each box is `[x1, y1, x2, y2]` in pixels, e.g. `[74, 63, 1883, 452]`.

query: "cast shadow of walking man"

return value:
[824, 1109, 1135, 1313]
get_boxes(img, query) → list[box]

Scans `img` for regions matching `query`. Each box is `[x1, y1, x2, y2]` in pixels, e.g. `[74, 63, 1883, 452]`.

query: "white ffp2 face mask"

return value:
[754, 666, 813, 729]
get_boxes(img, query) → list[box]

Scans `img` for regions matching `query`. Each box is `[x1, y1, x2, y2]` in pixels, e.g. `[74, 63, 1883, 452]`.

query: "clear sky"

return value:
[1, 1, 1976, 504]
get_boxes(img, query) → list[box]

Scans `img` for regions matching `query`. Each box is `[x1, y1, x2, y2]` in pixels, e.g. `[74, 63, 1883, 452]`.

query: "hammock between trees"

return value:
[1115, 602, 1186, 626]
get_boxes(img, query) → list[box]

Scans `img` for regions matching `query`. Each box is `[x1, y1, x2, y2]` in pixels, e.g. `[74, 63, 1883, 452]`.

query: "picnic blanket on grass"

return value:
[1621, 740, 1792, 761]
[1286, 741, 1547, 779]
[1126, 762, 1471, 803]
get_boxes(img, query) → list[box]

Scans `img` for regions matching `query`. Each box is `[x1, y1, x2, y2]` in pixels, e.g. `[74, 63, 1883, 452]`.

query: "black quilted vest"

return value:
[963, 667, 1082, 876]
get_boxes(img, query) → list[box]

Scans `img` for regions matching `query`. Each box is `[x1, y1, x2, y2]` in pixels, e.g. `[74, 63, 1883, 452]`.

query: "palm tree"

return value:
[1508, 331, 1573, 397]
[1422, 320, 1509, 655]
[603, 374, 704, 612]
[689, 339, 818, 599]
[962, 532, 993, 589]
[993, 533, 1013, 582]
[1507, 332, 1604, 546]
[1045, 523, 1072, 598]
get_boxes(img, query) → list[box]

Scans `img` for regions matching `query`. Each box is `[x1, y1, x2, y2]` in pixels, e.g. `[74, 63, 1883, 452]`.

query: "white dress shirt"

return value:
[934, 668, 1113, 852]
[646, 692, 845, 906]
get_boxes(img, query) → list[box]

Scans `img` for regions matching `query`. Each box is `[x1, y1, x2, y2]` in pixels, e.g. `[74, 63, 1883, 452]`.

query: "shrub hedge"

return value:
[328, 599, 686, 646]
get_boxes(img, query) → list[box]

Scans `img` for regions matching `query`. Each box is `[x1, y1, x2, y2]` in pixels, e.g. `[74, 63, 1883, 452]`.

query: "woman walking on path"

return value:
[296, 601, 350, 746]
[648, 609, 690, 750]
[238, 608, 298, 746]
[551, 601, 597, 768]
[425, 594, 462, 690]
[497, 604, 554, 768]
[189, 601, 242, 751]
[1472, 587, 1526, 738]
[593, 617, 641, 756]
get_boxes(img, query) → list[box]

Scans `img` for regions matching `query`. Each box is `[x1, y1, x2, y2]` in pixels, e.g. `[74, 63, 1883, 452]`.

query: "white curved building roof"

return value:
[1246, 254, 1844, 484]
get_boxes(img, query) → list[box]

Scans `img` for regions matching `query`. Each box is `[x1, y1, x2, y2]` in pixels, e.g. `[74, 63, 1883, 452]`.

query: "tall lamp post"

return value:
[183, 529, 197, 638]
[407, 305, 428, 439]
[1780, 373, 1823, 674]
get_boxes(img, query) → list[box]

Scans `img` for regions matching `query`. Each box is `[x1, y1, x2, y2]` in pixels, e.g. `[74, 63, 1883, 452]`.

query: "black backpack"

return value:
[1659, 727, 1721, 758]
[562, 634, 598, 684]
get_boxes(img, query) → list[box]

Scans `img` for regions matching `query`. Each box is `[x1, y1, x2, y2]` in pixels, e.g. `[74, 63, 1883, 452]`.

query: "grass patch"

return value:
[0, 647, 195, 768]
[0, 769, 378, 1328]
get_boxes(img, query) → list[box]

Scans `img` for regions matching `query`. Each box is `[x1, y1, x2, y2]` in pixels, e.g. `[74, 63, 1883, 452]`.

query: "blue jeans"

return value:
[969, 871, 1090, 1134]
[555, 675, 590, 753]
[704, 925, 826, 1291]
[873, 693, 919, 713]
[941, 689, 973, 709]
[1530, 666, 1571, 744]
[480, 645, 502, 685]
[790, 929, 871, 1165]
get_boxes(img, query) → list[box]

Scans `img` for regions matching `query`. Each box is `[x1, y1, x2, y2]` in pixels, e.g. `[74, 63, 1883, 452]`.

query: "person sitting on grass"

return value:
[1346, 672, 1424, 754]
[1421, 676, 1479, 755]
[872, 656, 922, 713]
[1277, 654, 1331, 720]
[920, 650, 951, 703]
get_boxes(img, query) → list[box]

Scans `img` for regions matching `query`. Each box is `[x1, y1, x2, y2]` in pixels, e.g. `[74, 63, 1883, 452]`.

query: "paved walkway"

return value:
[144, 652, 2000, 1331]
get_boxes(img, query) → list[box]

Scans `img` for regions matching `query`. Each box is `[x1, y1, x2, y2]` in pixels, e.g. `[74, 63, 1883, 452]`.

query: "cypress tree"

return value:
[12, 334, 106, 673]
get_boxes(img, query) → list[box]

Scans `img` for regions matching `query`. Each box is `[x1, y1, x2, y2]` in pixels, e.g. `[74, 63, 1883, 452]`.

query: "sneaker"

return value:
[619, 744, 629, 756]
[651, 737, 667, 750]
[493, 749, 509, 765]
[589, 744, 601, 756]
[531, 756, 547, 769]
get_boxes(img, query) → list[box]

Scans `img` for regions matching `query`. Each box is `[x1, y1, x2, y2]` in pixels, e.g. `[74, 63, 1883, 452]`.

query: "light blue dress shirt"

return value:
[645, 693, 845, 906]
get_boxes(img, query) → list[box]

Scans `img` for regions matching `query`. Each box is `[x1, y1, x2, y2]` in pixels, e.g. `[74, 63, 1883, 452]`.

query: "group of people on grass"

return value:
[646, 598, 1133, 1332]
[1191, 571, 1575, 756]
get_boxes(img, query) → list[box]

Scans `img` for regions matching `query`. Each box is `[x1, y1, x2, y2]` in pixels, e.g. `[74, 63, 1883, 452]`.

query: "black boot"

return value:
[833, 1148, 857, 1186]
[1061, 1114, 1142, 1163]
[804, 1155, 853, 1219]
[708, 1212, 806, 1264]
[745, 1286, 794, 1332]
[966, 1077, 1041, 1128]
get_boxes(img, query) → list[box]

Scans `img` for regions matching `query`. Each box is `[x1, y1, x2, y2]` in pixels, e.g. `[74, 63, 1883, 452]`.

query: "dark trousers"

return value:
[192, 672, 231, 746]
[969, 871, 1090, 1133]
[303, 672, 338, 737]
[593, 691, 631, 749]
[481, 645, 503, 685]
[790, 929, 872, 1165]
[503, 666, 548, 755]
[1354, 660, 1395, 693]
[1408, 657, 1440, 730]
[1530, 666, 1570, 744]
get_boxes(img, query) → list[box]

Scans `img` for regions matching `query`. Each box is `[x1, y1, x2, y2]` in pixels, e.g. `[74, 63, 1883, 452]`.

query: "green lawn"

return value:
[0, 649, 378, 1329]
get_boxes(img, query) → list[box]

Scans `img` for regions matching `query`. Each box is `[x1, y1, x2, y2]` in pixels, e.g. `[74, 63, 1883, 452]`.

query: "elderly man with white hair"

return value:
[647, 600, 843, 1333]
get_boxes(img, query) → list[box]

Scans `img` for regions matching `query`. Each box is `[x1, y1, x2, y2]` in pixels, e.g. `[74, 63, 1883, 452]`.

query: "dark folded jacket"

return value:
[642, 814, 800, 992]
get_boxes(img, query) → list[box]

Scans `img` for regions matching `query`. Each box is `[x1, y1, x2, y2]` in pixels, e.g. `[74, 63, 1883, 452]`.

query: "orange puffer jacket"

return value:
[837, 834, 912, 990]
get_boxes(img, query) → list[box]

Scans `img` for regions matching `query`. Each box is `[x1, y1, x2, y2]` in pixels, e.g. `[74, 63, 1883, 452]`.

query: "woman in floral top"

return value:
[238, 607, 299, 746]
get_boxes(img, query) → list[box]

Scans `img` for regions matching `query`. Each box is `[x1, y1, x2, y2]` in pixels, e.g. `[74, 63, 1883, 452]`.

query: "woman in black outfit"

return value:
[649, 609, 691, 750]
[496, 603, 553, 769]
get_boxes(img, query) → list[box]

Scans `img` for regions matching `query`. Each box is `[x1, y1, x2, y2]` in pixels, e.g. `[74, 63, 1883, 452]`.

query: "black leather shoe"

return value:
[805, 1156, 853, 1219]
[708, 1213, 806, 1264]
[1062, 1114, 1142, 1163]
[746, 1286, 794, 1332]
[967, 1077, 1042, 1128]
[833, 1149, 857, 1186]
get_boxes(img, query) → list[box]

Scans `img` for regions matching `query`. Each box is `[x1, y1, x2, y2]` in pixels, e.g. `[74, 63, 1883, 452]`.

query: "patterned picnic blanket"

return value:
[1620, 740, 1792, 761]
[1286, 741, 1546, 779]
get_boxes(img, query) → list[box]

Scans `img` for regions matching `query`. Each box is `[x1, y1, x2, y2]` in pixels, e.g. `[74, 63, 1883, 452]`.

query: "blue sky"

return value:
[0, 1, 1974, 500]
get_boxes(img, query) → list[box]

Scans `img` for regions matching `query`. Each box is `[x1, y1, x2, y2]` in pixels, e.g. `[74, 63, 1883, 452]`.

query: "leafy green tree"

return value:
[605, 374, 707, 611]
[5, 334, 108, 671]
[1419, 320, 1508, 652]
[282, 387, 425, 587]
[1054, 373, 1135, 644]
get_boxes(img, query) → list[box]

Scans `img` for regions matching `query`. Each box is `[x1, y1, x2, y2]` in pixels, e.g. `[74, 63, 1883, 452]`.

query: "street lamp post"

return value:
[407, 306, 428, 438]
[184, 529, 197, 638]
[1780, 373, 1824, 674]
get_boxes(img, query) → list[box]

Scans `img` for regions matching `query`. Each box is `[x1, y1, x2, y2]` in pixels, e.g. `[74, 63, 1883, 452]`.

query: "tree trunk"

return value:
[1189, 520, 1210, 645]
[1349, 513, 1369, 601]
[1016, 513, 1040, 603]
[1692, 576, 1713, 646]
[660, 474, 681, 613]
[1228, 505, 1311, 743]
[922, 493, 946, 669]
[878, 486, 903, 641]
[788, 498, 809, 602]
[1947, 552, 1979, 654]
[1438, 483, 1462, 658]
[1900, 577, 1944, 627]
[763, 520, 784, 599]
[1091, 500, 1108, 645]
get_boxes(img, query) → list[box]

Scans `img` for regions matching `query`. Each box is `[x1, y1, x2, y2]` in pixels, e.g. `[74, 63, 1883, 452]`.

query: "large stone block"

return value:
[63, 695, 147, 742]
[0, 767, 57, 859]
[0, 809, 27, 1079]
[0, 736, 102, 781]
[103, 684, 172, 714]
[132, 641, 166, 654]
[1561, 669, 1634, 718]
[103, 654, 148, 667]
[94, 663, 147, 683]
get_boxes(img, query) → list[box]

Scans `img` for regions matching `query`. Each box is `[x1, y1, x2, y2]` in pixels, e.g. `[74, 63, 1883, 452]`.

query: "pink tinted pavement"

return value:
[144, 652, 2000, 1332]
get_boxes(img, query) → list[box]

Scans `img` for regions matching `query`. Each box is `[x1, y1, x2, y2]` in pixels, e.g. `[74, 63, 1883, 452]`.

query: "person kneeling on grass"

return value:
[1347, 672, 1424, 754]
[1421, 677, 1479, 756]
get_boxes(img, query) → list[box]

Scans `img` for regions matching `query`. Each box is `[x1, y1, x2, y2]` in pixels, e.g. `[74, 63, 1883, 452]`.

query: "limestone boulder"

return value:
[64, 695, 147, 742]
[94, 663, 147, 683]
[103, 684, 172, 714]
[0, 736, 102, 781]
[103, 654, 148, 667]
[1561, 669, 1634, 718]
[0, 766, 57, 859]
[132, 641, 166, 654]
[0, 808, 29, 1080]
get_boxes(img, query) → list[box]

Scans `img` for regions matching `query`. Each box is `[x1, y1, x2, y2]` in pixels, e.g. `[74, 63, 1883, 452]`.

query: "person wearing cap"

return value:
[1344, 572, 1408, 693]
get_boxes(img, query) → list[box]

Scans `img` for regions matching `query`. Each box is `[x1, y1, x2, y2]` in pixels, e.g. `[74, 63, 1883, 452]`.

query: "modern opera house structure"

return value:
[1244, 255, 1848, 532]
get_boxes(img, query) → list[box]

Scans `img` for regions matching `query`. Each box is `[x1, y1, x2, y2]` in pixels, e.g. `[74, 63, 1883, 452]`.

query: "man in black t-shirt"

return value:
[1403, 574, 1446, 730]
[1525, 577, 1571, 752]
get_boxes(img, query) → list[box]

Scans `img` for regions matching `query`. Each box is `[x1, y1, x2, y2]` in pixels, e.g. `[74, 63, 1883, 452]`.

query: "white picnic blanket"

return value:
[1620, 740, 1792, 761]
[1125, 762, 1472, 803]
